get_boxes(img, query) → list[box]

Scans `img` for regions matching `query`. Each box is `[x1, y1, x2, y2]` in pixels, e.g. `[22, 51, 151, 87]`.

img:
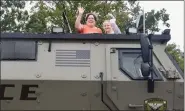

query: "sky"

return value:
[25, 1, 184, 51]
[139, 1, 184, 51]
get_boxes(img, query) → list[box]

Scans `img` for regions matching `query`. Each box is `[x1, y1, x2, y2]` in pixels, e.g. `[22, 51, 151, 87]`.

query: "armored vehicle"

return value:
[0, 14, 184, 111]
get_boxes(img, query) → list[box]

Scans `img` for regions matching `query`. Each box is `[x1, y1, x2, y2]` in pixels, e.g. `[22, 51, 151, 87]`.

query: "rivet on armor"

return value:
[37, 99, 40, 103]
[36, 92, 42, 96]
[113, 77, 117, 79]
[178, 94, 184, 99]
[166, 89, 172, 93]
[94, 42, 99, 46]
[36, 74, 41, 78]
[94, 75, 100, 79]
[38, 41, 43, 45]
[112, 86, 117, 91]
[81, 92, 87, 97]
[81, 74, 87, 78]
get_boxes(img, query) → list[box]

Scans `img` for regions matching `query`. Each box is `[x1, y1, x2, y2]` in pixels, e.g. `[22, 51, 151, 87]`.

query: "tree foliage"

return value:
[0, 0, 29, 32]
[166, 43, 184, 72]
[145, 8, 170, 33]
[1, 0, 169, 33]
[25, 1, 51, 33]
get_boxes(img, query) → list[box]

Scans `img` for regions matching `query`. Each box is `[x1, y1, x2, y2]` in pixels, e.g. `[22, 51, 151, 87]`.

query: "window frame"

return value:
[118, 48, 163, 81]
[0, 40, 38, 61]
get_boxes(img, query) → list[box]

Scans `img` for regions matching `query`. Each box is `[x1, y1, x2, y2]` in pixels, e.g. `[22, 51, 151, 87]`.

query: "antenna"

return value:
[62, 2, 72, 33]
[63, 11, 72, 33]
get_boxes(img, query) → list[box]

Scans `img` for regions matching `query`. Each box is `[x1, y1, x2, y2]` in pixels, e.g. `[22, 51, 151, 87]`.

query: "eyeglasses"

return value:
[87, 17, 95, 19]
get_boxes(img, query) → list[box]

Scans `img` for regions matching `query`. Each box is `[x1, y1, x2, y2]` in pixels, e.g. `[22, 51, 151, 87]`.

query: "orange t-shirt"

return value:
[78, 25, 102, 34]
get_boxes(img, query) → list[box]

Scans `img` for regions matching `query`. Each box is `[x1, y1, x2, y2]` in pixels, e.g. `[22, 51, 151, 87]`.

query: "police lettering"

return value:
[0, 84, 14, 100]
[0, 84, 38, 100]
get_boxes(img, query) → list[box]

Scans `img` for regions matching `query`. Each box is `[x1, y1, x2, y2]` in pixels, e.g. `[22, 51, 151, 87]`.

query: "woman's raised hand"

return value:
[78, 7, 84, 15]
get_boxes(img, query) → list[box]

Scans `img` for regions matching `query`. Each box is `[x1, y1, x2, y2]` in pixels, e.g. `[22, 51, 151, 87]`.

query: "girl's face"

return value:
[103, 21, 112, 33]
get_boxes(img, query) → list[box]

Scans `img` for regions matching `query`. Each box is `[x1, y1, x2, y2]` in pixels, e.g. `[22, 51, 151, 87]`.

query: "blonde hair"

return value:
[103, 20, 111, 26]
[103, 20, 114, 34]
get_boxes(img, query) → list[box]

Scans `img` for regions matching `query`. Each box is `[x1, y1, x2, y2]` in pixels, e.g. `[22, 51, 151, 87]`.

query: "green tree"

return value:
[0, 0, 170, 33]
[25, 0, 170, 33]
[25, 1, 51, 33]
[0, 0, 29, 32]
[145, 8, 170, 33]
[165, 43, 184, 72]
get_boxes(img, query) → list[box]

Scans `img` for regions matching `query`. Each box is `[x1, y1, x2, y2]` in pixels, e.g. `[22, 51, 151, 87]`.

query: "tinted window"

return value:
[119, 48, 162, 80]
[1, 41, 15, 59]
[0, 40, 37, 60]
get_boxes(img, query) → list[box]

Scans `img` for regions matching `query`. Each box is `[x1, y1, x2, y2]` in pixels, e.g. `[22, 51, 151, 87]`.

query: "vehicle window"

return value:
[118, 48, 163, 80]
[0, 40, 37, 60]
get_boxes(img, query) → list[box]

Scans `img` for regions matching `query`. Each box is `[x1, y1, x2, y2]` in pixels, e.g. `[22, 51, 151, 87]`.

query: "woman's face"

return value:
[103, 21, 112, 33]
[86, 15, 96, 27]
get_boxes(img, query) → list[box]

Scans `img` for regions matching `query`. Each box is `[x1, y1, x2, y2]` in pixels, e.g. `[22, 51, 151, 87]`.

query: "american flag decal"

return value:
[55, 50, 90, 67]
